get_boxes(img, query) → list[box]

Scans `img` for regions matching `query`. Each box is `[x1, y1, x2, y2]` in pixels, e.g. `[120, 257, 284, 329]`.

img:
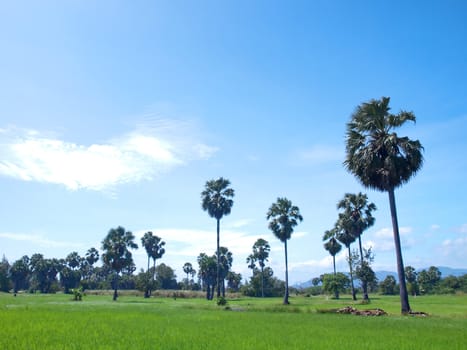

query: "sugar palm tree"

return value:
[217, 246, 233, 297]
[267, 197, 303, 305]
[344, 96, 424, 313]
[101, 226, 138, 301]
[201, 177, 235, 298]
[247, 238, 271, 297]
[335, 214, 358, 301]
[141, 231, 166, 297]
[323, 231, 342, 277]
[323, 229, 342, 299]
[337, 192, 376, 301]
[183, 262, 196, 289]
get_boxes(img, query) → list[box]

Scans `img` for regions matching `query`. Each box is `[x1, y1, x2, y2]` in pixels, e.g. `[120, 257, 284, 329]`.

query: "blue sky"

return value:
[1, 0, 466, 284]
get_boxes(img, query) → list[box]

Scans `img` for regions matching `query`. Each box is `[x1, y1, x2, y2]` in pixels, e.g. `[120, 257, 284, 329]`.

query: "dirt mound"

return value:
[336, 306, 387, 316]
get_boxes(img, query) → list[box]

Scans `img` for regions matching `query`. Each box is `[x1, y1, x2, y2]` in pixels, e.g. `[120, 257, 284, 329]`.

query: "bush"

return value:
[217, 296, 227, 306]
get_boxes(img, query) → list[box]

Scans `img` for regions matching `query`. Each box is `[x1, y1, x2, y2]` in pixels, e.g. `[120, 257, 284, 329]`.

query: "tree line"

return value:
[1, 97, 438, 313]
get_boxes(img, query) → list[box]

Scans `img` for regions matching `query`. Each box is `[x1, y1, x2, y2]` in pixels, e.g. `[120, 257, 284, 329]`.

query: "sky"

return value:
[0, 0, 466, 285]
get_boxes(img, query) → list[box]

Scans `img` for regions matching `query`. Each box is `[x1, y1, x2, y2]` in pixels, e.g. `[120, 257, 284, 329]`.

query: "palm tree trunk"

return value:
[113, 273, 118, 301]
[388, 188, 411, 314]
[216, 219, 221, 298]
[283, 240, 289, 305]
[144, 256, 151, 298]
[348, 246, 356, 301]
[332, 255, 339, 299]
[358, 235, 369, 301]
[261, 266, 265, 298]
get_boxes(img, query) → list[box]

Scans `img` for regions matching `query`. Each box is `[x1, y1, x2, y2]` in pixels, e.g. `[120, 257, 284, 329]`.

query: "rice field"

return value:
[1, 292, 466, 349]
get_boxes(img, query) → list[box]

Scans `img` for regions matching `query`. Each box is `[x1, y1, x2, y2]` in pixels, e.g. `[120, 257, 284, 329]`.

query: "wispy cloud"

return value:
[0, 232, 84, 249]
[440, 236, 467, 259]
[0, 123, 217, 192]
[367, 226, 414, 251]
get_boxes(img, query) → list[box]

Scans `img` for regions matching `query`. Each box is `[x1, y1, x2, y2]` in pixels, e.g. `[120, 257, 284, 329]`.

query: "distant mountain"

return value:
[427, 266, 467, 277]
[294, 266, 467, 289]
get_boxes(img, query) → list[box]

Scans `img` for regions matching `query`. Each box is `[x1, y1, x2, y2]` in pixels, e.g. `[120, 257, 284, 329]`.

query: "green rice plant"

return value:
[0, 293, 466, 349]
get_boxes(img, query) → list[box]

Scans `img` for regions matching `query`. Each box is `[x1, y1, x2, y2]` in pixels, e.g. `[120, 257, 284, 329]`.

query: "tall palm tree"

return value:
[337, 192, 376, 301]
[267, 197, 303, 305]
[344, 96, 424, 313]
[101, 226, 138, 301]
[201, 177, 235, 298]
[323, 229, 342, 299]
[335, 214, 358, 300]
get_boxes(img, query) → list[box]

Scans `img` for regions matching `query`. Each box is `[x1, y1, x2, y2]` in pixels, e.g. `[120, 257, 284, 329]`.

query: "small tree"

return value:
[322, 273, 350, 297]
[380, 275, 398, 295]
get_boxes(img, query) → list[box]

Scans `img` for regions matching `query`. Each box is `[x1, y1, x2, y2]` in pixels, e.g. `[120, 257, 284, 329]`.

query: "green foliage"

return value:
[72, 288, 83, 301]
[101, 226, 138, 300]
[217, 296, 227, 306]
[155, 263, 178, 290]
[417, 266, 441, 294]
[379, 276, 398, 295]
[0, 256, 11, 292]
[321, 273, 350, 297]
[1, 293, 466, 349]
[243, 267, 285, 297]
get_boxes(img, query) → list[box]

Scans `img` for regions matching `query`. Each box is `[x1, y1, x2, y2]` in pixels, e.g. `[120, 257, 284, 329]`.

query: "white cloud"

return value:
[455, 224, 467, 234]
[440, 236, 467, 259]
[0, 124, 216, 192]
[367, 226, 414, 252]
[0, 232, 84, 249]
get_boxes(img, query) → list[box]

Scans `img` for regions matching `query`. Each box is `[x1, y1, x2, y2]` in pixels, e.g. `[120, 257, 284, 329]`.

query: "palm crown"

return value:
[201, 177, 235, 220]
[344, 96, 424, 192]
[267, 197, 303, 242]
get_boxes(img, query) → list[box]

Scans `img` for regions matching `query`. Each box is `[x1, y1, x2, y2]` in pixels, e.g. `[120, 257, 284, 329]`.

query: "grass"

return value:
[1, 292, 466, 349]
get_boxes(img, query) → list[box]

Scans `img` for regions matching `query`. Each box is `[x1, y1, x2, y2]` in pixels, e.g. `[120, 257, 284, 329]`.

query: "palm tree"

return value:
[183, 262, 196, 289]
[197, 253, 217, 300]
[201, 177, 235, 298]
[337, 192, 376, 301]
[141, 231, 166, 297]
[101, 226, 138, 301]
[247, 238, 271, 297]
[267, 197, 303, 304]
[323, 230, 342, 299]
[344, 96, 424, 313]
[335, 214, 358, 300]
[323, 230, 342, 276]
[217, 246, 233, 297]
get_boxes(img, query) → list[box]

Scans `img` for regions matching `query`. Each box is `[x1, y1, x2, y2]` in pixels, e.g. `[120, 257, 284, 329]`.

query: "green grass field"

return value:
[1, 292, 466, 349]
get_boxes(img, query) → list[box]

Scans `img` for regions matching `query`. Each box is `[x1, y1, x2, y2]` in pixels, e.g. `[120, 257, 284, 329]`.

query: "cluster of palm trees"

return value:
[201, 97, 423, 314]
[101, 227, 167, 300]
[201, 176, 303, 305]
[323, 192, 376, 301]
